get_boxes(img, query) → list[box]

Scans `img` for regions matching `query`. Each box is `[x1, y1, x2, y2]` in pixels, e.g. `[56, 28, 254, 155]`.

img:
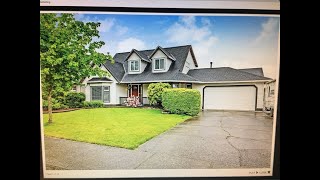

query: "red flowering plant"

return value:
[124, 96, 141, 107]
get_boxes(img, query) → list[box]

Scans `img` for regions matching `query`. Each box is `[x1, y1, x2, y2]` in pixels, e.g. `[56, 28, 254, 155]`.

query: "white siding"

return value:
[151, 50, 172, 73]
[142, 83, 150, 104]
[263, 81, 276, 110]
[116, 84, 128, 104]
[82, 66, 124, 105]
[255, 83, 264, 109]
[142, 84, 149, 98]
[141, 60, 147, 72]
[127, 52, 147, 74]
[182, 50, 196, 73]
[192, 82, 265, 111]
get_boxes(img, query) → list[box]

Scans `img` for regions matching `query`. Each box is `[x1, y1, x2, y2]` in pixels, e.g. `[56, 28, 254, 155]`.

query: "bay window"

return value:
[91, 86, 110, 103]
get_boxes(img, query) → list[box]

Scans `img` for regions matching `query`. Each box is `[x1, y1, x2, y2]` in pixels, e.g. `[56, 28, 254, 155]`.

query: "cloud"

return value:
[74, 14, 115, 33]
[165, 15, 218, 68]
[192, 37, 218, 66]
[115, 25, 128, 36]
[201, 17, 212, 26]
[165, 16, 212, 43]
[117, 38, 147, 52]
[179, 16, 196, 27]
[253, 18, 279, 45]
[97, 18, 115, 33]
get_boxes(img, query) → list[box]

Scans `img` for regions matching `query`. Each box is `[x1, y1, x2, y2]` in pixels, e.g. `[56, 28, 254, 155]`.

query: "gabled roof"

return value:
[238, 68, 264, 77]
[87, 77, 113, 83]
[102, 45, 269, 84]
[148, 46, 176, 61]
[102, 60, 125, 82]
[119, 45, 194, 83]
[189, 46, 198, 67]
[187, 67, 271, 82]
[124, 49, 151, 63]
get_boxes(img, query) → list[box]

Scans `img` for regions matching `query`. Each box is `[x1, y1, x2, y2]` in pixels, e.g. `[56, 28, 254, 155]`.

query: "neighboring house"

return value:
[263, 79, 276, 115]
[77, 45, 272, 111]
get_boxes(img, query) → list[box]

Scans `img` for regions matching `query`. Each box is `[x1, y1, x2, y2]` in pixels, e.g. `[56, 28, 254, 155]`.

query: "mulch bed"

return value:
[42, 105, 160, 114]
[42, 108, 81, 114]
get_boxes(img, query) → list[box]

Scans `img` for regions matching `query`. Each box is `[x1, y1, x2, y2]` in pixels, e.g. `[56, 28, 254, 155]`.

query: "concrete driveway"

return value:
[44, 110, 274, 170]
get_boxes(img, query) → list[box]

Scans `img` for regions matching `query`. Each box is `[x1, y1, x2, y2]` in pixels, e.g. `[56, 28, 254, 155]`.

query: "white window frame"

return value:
[91, 85, 110, 103]
[154, 58, 165, 71]
[172, 83, 179, 88]
[129, 60, 140, 72]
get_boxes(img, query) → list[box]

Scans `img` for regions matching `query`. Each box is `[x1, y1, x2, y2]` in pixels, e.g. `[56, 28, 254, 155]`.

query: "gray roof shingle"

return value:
[118, 45, 193, 83]
[88, 77, 113, 82]
[102, 45, 270, 83]
[102, 60, 125, 82]
[125, 49, 151, 63]
[238, 68, 264, 77]
[149, 46, 176, 61]
[187, 67, 271, 82]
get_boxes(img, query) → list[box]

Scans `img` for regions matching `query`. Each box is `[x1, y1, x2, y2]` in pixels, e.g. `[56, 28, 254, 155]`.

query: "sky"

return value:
[74, 13, 280, 79]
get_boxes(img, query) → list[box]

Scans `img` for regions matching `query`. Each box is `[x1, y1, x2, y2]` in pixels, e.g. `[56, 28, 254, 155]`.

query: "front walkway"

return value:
[44, 110, 274, 170]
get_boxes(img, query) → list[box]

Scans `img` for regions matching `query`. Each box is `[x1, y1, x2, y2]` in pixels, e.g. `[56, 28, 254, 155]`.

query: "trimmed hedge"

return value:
[162, 88, 201, 116]
[65, 92, 86, 108]
[147, 82, 172, 106]
[83, 100, 104, 108]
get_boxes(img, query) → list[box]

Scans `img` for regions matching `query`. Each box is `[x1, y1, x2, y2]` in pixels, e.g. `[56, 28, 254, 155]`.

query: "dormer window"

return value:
[129, 60, 139, 72]
[154, 58, 165, 71]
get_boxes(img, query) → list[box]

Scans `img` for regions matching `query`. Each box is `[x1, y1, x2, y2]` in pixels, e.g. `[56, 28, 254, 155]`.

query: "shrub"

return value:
[147, 82, 171, 106]
[83, 100, 104, 108]
[65, 92, 85, 108]
[162, 88, 201, 116]
[52, 102, 68, 110]
[42, 98, 69, 110]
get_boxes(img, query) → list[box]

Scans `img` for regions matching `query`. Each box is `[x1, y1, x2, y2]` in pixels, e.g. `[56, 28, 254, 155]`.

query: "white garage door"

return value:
[203, 86, 256, 111]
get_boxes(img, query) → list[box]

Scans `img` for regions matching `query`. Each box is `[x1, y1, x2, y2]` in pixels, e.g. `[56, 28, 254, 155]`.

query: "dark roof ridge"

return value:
[238, 67, 263, 70]
[113, 45, 192, 55]
[176, 72, 200, 81]
[148, 45, 177, 61]
[123, 49, 151, 63]
[227, 67, 271, 79]
[190, 67, 231, 70]
[237, 67, 264, 77]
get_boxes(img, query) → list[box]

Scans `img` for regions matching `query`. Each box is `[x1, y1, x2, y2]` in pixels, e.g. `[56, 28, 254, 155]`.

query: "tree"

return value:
[147, 83, 172, 107]
[40, 13, 113, 123]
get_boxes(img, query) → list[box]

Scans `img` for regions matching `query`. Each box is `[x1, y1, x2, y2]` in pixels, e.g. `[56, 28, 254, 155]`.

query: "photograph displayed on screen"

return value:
[40, 12, 280, 178]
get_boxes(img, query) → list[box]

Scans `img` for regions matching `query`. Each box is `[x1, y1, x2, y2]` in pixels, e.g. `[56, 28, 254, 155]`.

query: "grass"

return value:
[43, 108, 191, 149]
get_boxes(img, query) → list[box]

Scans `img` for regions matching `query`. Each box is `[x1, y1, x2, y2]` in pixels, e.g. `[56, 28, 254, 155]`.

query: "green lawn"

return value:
[43, 108, 191, 149]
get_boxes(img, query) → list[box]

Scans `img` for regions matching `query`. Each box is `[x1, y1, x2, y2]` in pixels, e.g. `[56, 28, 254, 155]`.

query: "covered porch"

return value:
[119, 82, 193, 106]
[119, 84, 149, 106]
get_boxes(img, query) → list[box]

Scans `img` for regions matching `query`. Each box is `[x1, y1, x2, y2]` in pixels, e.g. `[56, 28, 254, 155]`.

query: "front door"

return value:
[131, 85, 139, 97]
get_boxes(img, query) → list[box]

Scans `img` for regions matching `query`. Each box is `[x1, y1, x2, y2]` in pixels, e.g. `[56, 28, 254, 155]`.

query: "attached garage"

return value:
[203, 86, 257, 111]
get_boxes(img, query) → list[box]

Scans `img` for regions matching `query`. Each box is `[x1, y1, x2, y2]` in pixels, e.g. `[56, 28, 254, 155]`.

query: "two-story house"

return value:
[77, 45, 272, 111]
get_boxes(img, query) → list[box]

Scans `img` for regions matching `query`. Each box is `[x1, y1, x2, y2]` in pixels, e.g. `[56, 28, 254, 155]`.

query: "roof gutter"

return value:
[119, 79, 270, 84]
[196, 80, 271, 84]
[87, 81, 113, 83]
[266, 79, 276, 84]
[120, 80, 200, 83]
